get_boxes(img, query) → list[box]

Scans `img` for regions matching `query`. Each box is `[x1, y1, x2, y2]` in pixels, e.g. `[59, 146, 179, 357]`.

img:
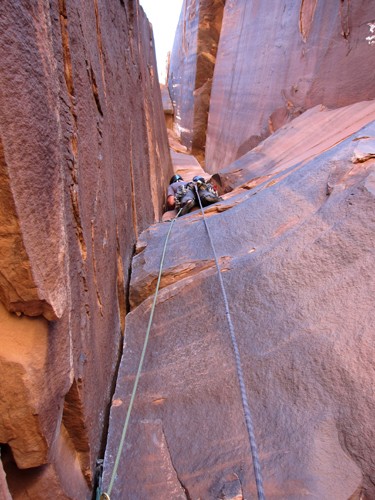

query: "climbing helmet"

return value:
[193, 176, 205, 184]
[170, 174, 183, 184]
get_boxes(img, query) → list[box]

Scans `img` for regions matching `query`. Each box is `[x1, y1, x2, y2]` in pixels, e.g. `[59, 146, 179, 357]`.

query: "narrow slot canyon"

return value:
[1, 1, 375, 499]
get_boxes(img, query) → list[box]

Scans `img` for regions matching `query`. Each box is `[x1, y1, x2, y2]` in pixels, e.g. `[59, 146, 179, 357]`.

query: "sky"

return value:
[139, 0, 184, 84]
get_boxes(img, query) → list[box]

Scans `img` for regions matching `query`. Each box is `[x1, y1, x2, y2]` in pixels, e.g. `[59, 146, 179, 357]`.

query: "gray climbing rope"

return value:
[194, 186, 265, 500]
[101, 193, 265, 499]
[102, 208, 182, 499]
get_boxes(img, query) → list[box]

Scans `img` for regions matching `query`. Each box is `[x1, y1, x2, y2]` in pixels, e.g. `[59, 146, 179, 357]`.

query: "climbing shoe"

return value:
[179, 199, 194, 216]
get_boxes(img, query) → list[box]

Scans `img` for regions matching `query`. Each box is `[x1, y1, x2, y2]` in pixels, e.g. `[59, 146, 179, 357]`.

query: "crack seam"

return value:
[162, 425, 191, 500]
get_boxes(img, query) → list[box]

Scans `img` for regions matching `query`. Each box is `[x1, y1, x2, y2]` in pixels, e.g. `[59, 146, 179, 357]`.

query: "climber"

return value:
[167, 174, 196, 216]
[193, 176, 222, 207]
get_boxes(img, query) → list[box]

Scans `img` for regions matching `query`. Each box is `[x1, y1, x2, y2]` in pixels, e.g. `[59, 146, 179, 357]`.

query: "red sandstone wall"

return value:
[103, 101, 375, 499]
[0, 0, 172, 497]
[168, 0, 225, 161]
[205, 0, 375, 171]
[169, 1, 375, 173]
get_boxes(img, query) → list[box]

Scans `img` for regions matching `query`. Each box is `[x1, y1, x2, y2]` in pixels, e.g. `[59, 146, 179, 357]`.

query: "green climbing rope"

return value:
[102, 209, 182, 499]
[101, 193, 265, 499]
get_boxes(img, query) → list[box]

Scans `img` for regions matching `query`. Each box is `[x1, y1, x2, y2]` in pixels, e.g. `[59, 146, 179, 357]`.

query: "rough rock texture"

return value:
[168, 0, 225, 160]
[0, 459, 11, 500]
[205, 0, 375, 171]
[213, 101, 375, 193]
[0, 0, 171, 497]
[103, 101, 375, 498]
[160, 84, 174, 130]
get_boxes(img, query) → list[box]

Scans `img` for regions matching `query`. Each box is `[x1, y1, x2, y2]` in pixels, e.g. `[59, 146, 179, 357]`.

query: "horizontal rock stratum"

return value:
[103, 100, 375, 498]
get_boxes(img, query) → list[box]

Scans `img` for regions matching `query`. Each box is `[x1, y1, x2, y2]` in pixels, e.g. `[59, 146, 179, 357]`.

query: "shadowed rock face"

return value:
[0, 460, 11, 500]
[103, 101, 375, 498]
[0, 0, 171, 496]
[205, 0, 375, 171]
[168, 0, 225, 160]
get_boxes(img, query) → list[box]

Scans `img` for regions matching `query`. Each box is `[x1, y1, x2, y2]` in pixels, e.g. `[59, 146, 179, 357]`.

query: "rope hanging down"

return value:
[101, 193, 265, 499]
[194, 186, 265, 500]
[102, 208, 183, 499]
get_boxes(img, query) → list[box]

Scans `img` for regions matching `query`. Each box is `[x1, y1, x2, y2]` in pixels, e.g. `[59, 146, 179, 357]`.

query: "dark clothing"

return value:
[167, 181, 188, 198]
[175, 182, 196, 215]
[196, 182, 221, 207]
[167, 179, 221, 217]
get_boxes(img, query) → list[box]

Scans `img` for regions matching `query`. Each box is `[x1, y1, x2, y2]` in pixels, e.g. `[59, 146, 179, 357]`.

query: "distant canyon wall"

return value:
[169, 0, 375, 171]
[168, 0, 225, 162]
[0, 0, 171, 497]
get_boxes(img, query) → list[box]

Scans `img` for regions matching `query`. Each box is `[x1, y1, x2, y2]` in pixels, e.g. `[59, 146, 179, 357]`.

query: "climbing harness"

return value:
[100, 208, 183, 500]
[101, 190, 265, 499]
[194, 185, 265, 500]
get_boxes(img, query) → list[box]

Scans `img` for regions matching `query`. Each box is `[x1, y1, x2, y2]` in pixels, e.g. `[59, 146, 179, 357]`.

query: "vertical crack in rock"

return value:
[340, 0, 351, 39]
[129, 122, 138, 237]
[162, 426, 191, 500]
[93, 0, 107, 97]
[125, 244, 135, 316]
[116, 228, 126, 335]
[62, 379, 92, 486]
[89, 65, 103, 116]
[69, 183, 87, 262]
[144, 99, 160, 221]
[59, 0, 87, 262]
[191, 0, 225, 162]
[299, 0, 318, 42]
[58, 0, 75, 97]
[124, 1, 135, 63]
[169, 0, 226, 160]
[90, 221, 104, 316]
[95, 246, 136, 496]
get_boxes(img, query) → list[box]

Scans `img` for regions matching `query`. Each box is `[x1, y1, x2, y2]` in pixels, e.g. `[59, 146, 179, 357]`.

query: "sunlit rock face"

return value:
[205, 0, 375, 172]
[103, 100, 375, 499]
[0, 0, 171, 497]
[168, 0, 225, 161]
[169, 0, 375, 171]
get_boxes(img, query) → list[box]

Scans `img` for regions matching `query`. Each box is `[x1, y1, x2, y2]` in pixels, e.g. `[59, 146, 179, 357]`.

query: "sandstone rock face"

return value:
[103, 101, 375, 498]
[213, 101, 375, 193]
[168, 0, 225, 160]
[0, 459, 11, 500]
[160, 84, 174, 130]
[205, 0, 375, 171]
[0, 0, 171, 497]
